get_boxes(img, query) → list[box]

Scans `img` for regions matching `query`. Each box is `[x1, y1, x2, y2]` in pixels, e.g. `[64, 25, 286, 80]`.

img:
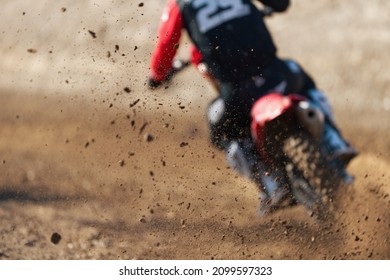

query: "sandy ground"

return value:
[1, 0, 390, 259]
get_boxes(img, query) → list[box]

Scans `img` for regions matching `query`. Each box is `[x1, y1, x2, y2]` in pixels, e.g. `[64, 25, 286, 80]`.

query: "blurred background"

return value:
[1, 0, 390, 260]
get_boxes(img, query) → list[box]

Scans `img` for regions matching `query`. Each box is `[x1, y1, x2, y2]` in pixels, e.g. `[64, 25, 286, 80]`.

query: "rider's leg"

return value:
[224, 138, 292, 216]
[303, 88, 358, 164]
[207, 96, 291, 215]
[281, 59, 358, 165]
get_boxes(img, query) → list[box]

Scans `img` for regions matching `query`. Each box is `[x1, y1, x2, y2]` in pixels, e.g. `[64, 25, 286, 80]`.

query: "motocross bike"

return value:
[163, 57, 357, 221]
[250, 92, 356, 220]
[159, 3, 358, 220]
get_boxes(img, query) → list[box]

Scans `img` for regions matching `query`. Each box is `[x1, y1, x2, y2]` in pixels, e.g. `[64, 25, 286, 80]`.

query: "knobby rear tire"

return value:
[282, 132, 342, 221]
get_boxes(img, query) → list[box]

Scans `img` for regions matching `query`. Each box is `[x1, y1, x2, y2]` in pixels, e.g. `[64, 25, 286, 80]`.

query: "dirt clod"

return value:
[51, 233, 62, 245]
[144, 133, 154, 142]
[88, 30, 96, 38]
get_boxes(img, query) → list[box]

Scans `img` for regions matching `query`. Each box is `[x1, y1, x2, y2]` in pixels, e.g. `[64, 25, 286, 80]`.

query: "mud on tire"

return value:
[282, 132, 342, 220]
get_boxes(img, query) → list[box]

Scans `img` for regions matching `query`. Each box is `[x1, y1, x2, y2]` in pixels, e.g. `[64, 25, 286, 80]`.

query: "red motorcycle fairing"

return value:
[251, 92, 307, 161]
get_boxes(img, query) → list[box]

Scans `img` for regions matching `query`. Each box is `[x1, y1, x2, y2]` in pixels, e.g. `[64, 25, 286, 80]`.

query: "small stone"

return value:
[179, 142, 188, 147]
[51, 232, 62, 245]
[355, 235, 360, 241]
[144, 133, 154, 142]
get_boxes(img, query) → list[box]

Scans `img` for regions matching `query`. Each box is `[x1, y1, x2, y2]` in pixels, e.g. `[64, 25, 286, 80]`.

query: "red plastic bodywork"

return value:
[251, 92, 307, 160]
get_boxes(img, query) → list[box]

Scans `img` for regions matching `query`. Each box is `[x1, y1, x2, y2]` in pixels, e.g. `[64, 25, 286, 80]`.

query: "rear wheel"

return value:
[282, 132, 343, 221]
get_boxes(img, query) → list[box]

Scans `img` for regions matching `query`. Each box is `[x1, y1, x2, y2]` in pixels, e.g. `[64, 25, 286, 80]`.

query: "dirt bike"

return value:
[163, 56, 357, 221]
[250, 92, 356, 220]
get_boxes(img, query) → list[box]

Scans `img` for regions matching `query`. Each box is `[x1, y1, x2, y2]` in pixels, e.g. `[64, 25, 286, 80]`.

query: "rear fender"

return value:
[251, 93, 305, 160]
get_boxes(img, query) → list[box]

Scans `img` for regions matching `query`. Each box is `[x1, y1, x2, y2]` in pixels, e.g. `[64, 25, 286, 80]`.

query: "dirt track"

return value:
[1, 0, 390, 259]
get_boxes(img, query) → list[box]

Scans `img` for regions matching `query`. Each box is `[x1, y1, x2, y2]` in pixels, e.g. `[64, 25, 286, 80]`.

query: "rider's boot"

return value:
[225, 138, 292, 216]
[305, 88, 358, 166]
[323, 121, 358, 166]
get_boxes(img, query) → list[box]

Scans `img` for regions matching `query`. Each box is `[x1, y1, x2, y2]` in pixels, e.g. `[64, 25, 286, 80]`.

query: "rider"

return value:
[147, 0, 357, 215]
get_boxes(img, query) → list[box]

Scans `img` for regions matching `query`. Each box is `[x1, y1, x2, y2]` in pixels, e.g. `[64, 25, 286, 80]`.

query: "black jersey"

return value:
[176, 0, 279, 82]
